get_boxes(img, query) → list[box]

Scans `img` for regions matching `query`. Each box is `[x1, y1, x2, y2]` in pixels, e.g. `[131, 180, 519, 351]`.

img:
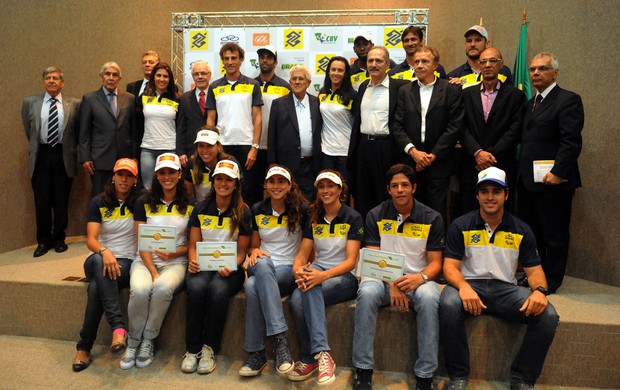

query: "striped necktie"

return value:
[47, 98, 59, 146]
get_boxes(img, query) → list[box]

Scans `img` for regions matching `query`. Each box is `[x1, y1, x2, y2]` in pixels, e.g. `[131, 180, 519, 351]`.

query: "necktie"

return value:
[108, 92, 118, 117]
[532, 94, 543, 112]
[47, 98, 59, 146]
[199, 91, 206, 115]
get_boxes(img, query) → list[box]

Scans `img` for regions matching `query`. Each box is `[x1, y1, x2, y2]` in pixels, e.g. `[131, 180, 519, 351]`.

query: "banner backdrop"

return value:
[182, 25, 424, 94]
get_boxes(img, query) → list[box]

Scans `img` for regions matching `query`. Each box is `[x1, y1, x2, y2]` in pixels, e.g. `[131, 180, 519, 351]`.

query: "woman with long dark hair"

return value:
[121, 153, 194, 369]
[288, 170, 363, 385]
[181, 159, 250, 375]
[72, 158, 140, 372]
[238, 165, 309, 377]
[137, 62, 180, 189]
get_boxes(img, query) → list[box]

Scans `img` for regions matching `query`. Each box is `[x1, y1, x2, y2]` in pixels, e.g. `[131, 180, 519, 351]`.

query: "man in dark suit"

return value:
[392, 46, 464, 224]
[176, 60, 212, 167]
[125, 50, 159, 97]
[518, 52, 584, 293]
[22, 66, 80, 257]
[459, 48, 525, 213]
[268, 65, 321, 201]
[79, 62, 137, 197]
[348, 46, 408, 218]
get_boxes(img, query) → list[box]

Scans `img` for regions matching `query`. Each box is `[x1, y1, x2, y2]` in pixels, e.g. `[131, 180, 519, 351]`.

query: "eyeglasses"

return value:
[528, 66, 554, 73]
[479, 58, 502, 65]
[192, 72, 211, 77]
[290, 76, 308, 82]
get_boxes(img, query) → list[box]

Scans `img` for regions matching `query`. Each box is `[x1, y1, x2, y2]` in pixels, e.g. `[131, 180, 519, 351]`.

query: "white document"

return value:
[533, 160, 555, 183]
[196, 241, 238, 271]
[359, 248, 405, 282]
[138, 225, 177, 253]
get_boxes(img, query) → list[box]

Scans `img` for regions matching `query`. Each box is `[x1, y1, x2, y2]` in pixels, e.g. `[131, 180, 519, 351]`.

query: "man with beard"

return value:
[254, 45, 290, 184]
[447, 25, 512, 88]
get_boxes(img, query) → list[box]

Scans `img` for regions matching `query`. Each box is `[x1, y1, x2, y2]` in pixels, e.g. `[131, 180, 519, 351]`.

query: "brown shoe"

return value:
[110, 332, 127, 353]
[72, 350, 91, 372]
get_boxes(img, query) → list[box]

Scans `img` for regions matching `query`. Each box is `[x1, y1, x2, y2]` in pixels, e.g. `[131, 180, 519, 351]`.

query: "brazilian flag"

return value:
[513, 19, 532, 99]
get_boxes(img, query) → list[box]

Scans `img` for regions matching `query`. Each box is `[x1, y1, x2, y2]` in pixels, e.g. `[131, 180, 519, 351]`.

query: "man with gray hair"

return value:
[517, 52, 584, 293]
[22, 66, 80, 257]
[176, 60, 212, 166]
[268, 65, 322, 200]
[79, 62, 137, 196]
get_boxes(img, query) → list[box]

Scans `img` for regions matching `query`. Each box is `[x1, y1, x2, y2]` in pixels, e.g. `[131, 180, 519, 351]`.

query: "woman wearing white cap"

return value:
[182, 159, 251, 374]
[239, 165, 309, 377]
[288, 170, 363, 385]
[121, 152, 194, 370]
[183, 126, 235, 201]
[73, 158, 140, 372]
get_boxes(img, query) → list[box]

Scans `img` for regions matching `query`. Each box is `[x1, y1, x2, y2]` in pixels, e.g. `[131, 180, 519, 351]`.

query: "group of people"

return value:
[22, 22, 583, 390]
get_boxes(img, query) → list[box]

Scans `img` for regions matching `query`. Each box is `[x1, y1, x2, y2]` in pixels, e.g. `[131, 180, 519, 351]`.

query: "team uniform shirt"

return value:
[388, 60, 447, 81]
[251, 199, 308, 267]
[365, 199, 444, 275]
[140, 94, 179, 150]
[302, 204, 364, 271]
[206, 74, 263, 146]
[189, 195, 252, 244]
[446, 62, 513, 89]
[133, 195, 195, 266]
[87, 195, 136, 260]
[319, 88, 357, 156]
[255, 75, 290, 149]
[444, 210, 541, 285]
[183, 158, 213, 202]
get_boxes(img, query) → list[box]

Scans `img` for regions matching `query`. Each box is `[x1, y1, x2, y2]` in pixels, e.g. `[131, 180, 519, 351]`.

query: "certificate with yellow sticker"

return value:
[359, 248, 405, 282]
[138, 225, 177, 252]
[196, 242, 237, 271]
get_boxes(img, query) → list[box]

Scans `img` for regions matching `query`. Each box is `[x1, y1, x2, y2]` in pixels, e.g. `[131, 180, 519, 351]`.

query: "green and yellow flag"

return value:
[513, 11, 532, 99]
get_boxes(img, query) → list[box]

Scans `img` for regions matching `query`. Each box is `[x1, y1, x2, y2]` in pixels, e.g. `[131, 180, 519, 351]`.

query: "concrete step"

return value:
[0, 239, 618, 388]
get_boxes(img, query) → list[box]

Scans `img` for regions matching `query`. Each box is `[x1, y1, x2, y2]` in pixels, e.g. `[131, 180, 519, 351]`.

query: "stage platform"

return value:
[0, 238, 618, 388]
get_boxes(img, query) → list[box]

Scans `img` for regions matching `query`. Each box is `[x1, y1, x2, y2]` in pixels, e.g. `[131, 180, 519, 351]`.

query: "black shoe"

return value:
[415, 375, 434, 390]
[352, 367, 373, 390]
[72, 351, 91, 372]
[238, 350, 267, 377]
[55, 241, 68, 253]
[510, 380, 534, 390]
[272, 333, 293, 374]
[33, 244, 50, 257]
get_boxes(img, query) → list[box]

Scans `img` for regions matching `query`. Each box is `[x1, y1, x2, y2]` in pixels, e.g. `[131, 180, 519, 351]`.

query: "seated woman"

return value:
[121, 153, 194, 369]
[181, 160, 250, 374]
[239, 165, 309, 377]
[183, 127, 234, 201]
[288, 170, 363, 385]
[137, 62, 180, 190]
[73, 158, 140, 372]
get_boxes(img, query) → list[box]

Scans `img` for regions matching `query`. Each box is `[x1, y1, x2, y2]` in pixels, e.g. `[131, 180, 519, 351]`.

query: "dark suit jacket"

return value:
[348, 77, 409, 160]
[79, 87, 136, 171]
[460, 82, 525, 184]
[519, 85, 584, 191]
[126, 79, 146, 97]
[22, 94, 80, 178]
[176, 88, 208, 157]
[267, 93, 322, 175]
[392, 78, 464, 177]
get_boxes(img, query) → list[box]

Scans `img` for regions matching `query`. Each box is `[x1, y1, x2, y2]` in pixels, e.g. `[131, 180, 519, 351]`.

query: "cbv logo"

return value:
[314, 33, 338, 44]
[249, 59, 260, 69]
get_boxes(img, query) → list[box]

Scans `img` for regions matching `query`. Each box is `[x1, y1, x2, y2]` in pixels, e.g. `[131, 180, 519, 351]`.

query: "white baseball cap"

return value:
[257, 45, 278, 60]
[194, 129, 220, 145]
[154, 153, 181, 172]
[265, 166, 291, 182]
[213, 159, 240, 179]
[465, 25, 489, 40]
[477, 167, 507, 188]
[314, 171, 343, 188]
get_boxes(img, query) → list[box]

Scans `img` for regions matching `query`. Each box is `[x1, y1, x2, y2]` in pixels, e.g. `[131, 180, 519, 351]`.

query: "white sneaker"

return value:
[197, 344, 216, 374]
[136, 339, 154, 368]
[181, 351, 199, 373]
[120, 345, 138, 369]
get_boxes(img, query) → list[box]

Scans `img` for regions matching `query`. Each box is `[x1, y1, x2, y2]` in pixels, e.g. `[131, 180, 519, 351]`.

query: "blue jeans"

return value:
[127, 261, 186, 347]
[140, 148, 175, 190]
[244, 258, 296, 352]
[290, 265, 358, 362]
[76, 254, 131, 351]
[352, 279, 440, 378]
[439, 280, 559, 385]
[185, 269, 245, 353]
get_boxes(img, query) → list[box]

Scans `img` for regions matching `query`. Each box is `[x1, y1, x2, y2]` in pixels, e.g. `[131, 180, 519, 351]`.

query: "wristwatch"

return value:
[533, 286, 549, 296]
[251, 143, 260, 149]
[98, 246, 108, 254]
[420, 271, 429, 283]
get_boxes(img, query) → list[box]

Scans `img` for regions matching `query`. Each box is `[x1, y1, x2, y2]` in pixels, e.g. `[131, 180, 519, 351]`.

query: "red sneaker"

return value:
[315, 351, 336, 385]
[287, 360, 319, 381]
